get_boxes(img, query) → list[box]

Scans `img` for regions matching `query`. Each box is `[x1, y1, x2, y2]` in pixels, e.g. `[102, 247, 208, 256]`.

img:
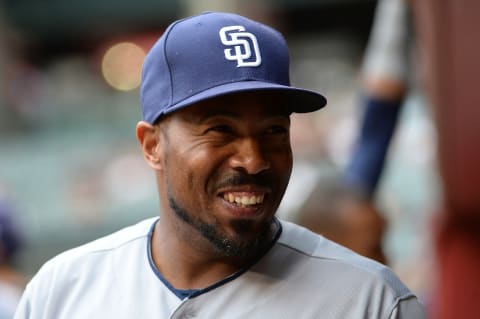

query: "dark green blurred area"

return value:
[4, 0, 374, 40]
[1, 1, 377, 276]
[4, 0, 179, 40]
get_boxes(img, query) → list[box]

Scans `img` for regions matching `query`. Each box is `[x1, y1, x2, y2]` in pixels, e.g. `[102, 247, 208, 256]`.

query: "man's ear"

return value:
[136, 121, 164, 170]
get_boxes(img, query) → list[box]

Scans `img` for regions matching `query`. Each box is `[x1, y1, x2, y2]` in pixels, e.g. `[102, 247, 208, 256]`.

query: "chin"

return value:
[207, 218, 276, 258]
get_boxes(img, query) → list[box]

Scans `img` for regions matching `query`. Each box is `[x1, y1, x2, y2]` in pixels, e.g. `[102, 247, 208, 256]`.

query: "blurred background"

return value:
[1, 0, 442, 313]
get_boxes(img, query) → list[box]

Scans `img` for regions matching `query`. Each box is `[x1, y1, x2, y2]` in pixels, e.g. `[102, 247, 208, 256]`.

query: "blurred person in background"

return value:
[14, 12, 425, 318]
[293, 168, 387, 264]
[0, 200, 25, 319]
[289, 0, 415, 265]
[340, 0, 416, 264]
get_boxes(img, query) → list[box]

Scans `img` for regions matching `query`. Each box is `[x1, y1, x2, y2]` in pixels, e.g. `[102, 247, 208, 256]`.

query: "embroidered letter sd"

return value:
[219, 25, 262, 67]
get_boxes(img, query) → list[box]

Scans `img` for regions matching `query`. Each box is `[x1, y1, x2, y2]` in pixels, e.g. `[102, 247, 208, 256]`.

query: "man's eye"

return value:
[266, 125, 288, 135]
[207, 125, 233, 134]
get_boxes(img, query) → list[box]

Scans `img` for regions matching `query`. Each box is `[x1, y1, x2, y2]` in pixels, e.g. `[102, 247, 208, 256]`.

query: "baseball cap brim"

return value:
[157, 80, 327, 120]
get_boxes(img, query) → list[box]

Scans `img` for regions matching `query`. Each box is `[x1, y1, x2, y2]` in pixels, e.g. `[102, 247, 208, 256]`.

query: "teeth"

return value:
[223, 193, 264, 206]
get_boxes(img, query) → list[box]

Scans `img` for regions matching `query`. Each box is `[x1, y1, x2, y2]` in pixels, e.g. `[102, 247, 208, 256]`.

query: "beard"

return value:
[167, 191, 276, 260]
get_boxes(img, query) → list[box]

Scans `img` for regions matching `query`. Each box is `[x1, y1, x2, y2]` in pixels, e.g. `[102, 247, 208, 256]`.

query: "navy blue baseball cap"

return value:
[140, 11, 327, 124]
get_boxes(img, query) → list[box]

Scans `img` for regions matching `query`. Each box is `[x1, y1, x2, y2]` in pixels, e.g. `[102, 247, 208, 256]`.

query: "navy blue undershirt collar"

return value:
[146, 218, 282, 300]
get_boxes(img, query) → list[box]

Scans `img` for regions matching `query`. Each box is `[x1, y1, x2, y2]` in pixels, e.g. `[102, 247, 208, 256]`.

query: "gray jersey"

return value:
[14, 218, 425, 319]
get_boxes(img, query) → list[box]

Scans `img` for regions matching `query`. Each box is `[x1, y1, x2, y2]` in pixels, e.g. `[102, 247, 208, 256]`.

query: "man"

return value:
[14, 12, 425, 318]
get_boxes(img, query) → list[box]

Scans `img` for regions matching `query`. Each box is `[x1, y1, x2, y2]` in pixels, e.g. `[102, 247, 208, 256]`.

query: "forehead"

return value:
[173, 91, 292, 122]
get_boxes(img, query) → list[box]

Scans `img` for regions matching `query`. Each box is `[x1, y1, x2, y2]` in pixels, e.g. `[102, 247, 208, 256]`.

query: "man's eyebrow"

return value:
[188, 109, 241, 124]
[195, 110, 290, 123]
[203, 109, 239, 118]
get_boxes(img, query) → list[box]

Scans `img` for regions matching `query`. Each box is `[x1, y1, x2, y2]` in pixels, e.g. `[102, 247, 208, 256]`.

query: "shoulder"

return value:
[274, 219, 418, 309]
[15, 218, 163, 318]
[189, 220, 425, 318]
[28, 217, 157, 287]
[48, 218, 155, 262]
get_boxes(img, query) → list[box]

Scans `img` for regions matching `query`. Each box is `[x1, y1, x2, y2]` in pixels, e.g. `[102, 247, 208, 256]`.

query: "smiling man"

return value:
[14, 12, 425, 319]
[143, 94, 292, 265]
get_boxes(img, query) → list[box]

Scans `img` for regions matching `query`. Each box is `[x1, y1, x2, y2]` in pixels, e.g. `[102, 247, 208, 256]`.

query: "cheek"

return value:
[271, 144, 293, 173]
[274, 147, 293, 192]
[278, 154, 293, 190]
[167, 147, 222, 197]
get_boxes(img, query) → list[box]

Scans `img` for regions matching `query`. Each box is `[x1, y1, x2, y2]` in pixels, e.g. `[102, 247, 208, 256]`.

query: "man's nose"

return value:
[229, 138, 270, 175]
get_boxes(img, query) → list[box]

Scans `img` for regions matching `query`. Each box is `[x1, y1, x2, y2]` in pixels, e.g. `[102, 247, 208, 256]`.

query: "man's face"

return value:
[158, 92, 293, 258]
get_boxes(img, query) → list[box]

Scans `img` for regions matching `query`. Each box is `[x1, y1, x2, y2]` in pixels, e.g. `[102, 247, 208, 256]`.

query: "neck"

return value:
[150, 216, 278, 290]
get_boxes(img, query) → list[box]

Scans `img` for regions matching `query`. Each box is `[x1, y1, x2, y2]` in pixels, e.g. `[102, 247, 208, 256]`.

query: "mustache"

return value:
[214, 172, 274, 190]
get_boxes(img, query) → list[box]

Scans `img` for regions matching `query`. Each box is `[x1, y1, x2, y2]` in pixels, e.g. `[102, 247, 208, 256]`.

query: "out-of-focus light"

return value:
[101, 42, 146, 91]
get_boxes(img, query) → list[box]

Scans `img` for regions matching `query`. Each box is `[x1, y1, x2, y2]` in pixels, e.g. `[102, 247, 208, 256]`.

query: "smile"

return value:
[222, 193, 265, 207]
